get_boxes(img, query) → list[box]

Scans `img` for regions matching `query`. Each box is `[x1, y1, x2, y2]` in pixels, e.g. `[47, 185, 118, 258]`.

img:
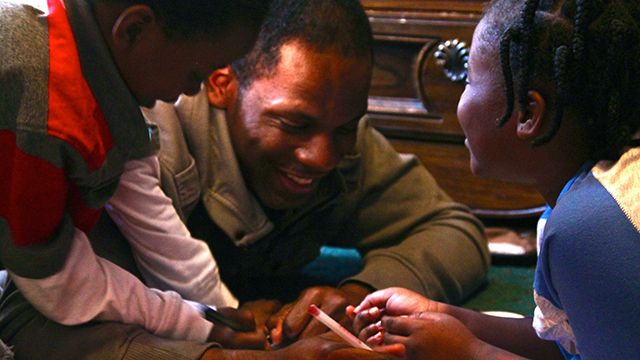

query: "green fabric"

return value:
[302, 247, 535, 317]
[462, 265, 535, 316]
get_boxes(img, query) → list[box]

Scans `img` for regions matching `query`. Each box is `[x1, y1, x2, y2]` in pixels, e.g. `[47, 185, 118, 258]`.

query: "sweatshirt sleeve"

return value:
[106, 155, 238, 308]
[9, 227, 214, 341]
[342, 120, 491, 304]
[0, 132, 214, 342]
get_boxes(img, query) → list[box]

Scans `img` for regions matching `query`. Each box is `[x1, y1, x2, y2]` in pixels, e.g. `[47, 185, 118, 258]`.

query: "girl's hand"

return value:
[365, 312, 483, 360]
[348, 287, 444, 334]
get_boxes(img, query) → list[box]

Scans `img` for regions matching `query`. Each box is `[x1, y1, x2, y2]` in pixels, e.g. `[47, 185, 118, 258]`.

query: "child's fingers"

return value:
[353, 288, 398, 314]
[366, 330, 384, 346]
[380, 316, 422, 337]
[359, 320, 384, 342]
[353, 306, 383, 333]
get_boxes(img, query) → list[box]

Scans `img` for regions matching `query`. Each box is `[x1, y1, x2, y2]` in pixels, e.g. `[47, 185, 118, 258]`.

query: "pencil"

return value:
[187, 300, 246, 331]
[202, 306, 246, 331]
[308, 304, 373, 351]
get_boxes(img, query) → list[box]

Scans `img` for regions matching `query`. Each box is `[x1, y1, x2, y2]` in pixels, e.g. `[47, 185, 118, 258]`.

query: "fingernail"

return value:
[374, 331, 384, 344]
[369, 307, 380, 316]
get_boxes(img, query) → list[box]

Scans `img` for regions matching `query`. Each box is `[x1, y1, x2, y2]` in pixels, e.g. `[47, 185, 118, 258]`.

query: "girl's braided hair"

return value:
[484, 0, 640, 160]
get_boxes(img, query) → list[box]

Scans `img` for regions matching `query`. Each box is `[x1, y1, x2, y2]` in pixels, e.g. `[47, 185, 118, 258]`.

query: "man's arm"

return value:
[106, 155, 238, 308]
[343, 119, 490, 304]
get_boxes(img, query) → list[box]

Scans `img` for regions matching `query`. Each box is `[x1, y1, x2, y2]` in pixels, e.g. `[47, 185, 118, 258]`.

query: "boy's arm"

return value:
[105, 155, 238, 308]
[9, 231, 214, 341]
[0, 133, 213, 342]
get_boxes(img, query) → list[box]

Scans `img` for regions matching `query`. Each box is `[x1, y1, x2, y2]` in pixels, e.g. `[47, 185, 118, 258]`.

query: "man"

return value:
[146, 0, 490, 347]
[0, 0, 271, 357]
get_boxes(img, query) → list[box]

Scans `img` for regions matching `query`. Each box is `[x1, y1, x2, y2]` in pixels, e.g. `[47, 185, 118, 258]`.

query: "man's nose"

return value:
[294, 133, 340, 172]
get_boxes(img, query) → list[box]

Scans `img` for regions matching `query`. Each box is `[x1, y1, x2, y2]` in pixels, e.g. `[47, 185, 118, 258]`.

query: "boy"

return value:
[0, 0, 268, 352]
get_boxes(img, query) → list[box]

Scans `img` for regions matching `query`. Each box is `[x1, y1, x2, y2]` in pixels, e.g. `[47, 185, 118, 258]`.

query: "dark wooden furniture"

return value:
[362, 1, 543, 256]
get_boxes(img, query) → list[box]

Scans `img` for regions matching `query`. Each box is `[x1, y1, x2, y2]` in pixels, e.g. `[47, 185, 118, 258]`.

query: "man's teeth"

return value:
[286, 173, 313, 185]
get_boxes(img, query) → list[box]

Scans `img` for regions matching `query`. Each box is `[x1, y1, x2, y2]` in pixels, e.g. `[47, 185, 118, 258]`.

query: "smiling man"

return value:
[145, 0, 490, 347]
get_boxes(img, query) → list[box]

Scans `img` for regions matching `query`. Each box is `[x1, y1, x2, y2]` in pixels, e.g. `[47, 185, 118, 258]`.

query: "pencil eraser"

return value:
[308, 304, 320, 316]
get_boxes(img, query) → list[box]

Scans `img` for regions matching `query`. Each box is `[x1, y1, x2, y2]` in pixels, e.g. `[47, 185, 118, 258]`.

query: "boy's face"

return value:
[224, 42, 371, 210]
[117, 24, 257, 108]
[457, 21, 527, 182]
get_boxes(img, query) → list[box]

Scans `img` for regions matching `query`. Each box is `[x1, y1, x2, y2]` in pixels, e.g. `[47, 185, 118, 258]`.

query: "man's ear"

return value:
[515, 90, 546, 140]
[206, 66, 237, 109]
[111, 5, 159, 53]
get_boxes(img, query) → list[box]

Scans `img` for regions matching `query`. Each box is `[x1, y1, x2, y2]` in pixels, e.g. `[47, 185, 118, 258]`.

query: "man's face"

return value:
[118, 24, 257, 107]
[226, 42, 371, 210]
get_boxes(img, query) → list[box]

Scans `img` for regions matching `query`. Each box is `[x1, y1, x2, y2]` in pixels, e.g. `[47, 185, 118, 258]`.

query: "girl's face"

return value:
[457, 21, 531, 183]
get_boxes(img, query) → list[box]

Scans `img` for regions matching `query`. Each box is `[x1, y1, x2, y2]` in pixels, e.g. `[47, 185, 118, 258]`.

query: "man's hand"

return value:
[206, 307, 268, 350]
[267, 283, 372, 347]
[240, 299, 282, 330]
[200, 332, 355, 360]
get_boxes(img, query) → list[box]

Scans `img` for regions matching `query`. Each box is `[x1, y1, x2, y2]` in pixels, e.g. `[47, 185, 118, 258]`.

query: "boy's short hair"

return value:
[94, 0, 270, 38]
[231, 0, 374, 89]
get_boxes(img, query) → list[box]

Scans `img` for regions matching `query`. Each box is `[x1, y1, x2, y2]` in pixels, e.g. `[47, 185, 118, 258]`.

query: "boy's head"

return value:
[458, 0, 640, 181]
[206, 0, 373, 211]
[91, 0, 270, 107]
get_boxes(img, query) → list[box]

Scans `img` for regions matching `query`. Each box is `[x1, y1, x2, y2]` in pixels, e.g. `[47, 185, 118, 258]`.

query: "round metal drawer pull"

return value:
[433, 39, 469, 82]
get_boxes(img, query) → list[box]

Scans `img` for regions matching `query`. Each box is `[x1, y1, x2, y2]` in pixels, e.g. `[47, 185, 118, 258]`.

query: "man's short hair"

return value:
[231, 0, 374, 89]
[94, 0, 270, 38]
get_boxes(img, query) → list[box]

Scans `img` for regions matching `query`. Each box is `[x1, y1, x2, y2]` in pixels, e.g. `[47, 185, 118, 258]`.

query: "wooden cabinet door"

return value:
[362, 0, 545, 219]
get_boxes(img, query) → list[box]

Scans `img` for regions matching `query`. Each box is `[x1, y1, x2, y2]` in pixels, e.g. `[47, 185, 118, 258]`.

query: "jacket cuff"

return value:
[344, 253, 443, 298]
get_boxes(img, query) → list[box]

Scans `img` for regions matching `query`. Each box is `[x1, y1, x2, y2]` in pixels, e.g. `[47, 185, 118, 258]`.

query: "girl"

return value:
[350, 0, 640, 358]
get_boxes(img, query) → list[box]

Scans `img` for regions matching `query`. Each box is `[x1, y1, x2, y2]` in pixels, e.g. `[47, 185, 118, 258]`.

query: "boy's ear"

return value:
[206, 66, 238, 109]
[515, 90, 546, 140]
[111, 5, 159, 52]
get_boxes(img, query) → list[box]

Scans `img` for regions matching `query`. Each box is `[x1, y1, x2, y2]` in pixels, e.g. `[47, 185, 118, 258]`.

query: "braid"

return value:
[518, 0, 541, 113]
[601, 17, 632, 157]
[496, 28, 517, 127]
[533, 45, 569, 145]
[486, 0, 640, 159]
[495, 0, 540, 128]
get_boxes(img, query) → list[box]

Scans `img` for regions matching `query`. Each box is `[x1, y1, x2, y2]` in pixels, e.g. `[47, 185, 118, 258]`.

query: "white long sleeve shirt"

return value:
[12, 155, 237, 342]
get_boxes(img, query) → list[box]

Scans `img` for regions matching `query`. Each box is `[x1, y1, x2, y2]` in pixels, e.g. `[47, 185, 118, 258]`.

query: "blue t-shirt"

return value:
[533, 148, 640, 359]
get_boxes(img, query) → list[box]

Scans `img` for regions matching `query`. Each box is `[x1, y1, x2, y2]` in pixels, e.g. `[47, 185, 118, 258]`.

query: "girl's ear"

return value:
[206, 66, 237, 109]
[516, 90, 546, 140]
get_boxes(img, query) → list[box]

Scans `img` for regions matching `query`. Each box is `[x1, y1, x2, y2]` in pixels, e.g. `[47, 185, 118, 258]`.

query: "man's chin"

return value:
[260, 193, 313, 212]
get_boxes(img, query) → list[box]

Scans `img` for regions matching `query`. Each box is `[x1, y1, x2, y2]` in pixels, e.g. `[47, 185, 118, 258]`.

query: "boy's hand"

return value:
[206, 307, 268, 349]
[266, 284, 371, 347]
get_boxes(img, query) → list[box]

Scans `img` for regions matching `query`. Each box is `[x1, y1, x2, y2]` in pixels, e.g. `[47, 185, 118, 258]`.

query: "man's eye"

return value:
[278, 118, 307, 131]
